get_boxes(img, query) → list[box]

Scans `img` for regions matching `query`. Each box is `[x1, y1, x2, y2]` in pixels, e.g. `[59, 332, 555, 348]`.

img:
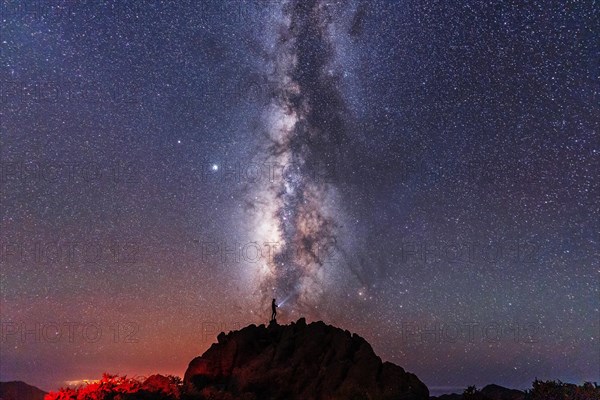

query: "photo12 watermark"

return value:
[1, 321, 140, 344]
[0, 240, 140, 265]
[0, 161, 141, 188]
[396, 240, 541, 265]
[198, 160, 337, 186]
[199, 239, 339, 266]
[193, 319, 541, 345]
[199, 321, 244, 343]
[0, 80, 140, 106]
[399, 320, 541, 344]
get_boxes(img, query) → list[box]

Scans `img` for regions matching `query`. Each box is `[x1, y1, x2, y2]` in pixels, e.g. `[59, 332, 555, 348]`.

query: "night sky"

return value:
[1, 0, 598, 395]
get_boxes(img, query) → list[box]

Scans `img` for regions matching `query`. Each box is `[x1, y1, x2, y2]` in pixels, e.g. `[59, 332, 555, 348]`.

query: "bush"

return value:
[45, 373, 183, 400]
[527, 379, 600, 400]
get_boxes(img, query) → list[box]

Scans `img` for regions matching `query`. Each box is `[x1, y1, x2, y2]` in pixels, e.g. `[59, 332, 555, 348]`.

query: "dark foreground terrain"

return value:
[2, 320, 598, 400]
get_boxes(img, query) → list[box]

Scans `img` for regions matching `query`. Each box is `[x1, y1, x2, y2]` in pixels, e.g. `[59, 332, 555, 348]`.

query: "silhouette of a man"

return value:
[271, 298, 278, 322]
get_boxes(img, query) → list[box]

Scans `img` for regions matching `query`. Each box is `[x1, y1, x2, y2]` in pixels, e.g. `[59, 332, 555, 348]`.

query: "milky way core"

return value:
[248, 0, 350, 317]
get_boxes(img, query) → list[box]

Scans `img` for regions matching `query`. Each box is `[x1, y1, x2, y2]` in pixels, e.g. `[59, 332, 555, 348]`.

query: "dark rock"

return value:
[480, 384, 525, 400]
[428, 384, 525, 400]
[429, 395, 462, 400]
[184, 319, 429, 400]
[0, 381, 47, 400]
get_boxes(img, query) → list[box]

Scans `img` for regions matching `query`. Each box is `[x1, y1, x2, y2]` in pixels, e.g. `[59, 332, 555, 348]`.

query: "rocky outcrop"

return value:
[184, 318, 429, 400]
[480, 384, 524, 400]
[0, 381, 47, 400]
[429, 384, 525, 400]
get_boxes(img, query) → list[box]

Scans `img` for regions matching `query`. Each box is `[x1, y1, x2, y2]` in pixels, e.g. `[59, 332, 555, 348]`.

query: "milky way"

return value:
[1, 0, 597, 393]
[247, 0, 350, 316]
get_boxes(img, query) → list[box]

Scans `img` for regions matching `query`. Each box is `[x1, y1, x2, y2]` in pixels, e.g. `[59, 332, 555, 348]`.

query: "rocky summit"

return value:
[184, 318, 429, 400]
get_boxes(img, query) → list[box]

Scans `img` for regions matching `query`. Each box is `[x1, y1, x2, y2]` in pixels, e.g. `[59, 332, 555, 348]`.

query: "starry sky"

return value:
[0, 0, 598, 395]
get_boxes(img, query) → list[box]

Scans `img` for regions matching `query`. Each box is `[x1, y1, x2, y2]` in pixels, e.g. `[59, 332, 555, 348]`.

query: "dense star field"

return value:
[0, 0, 598, 395]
